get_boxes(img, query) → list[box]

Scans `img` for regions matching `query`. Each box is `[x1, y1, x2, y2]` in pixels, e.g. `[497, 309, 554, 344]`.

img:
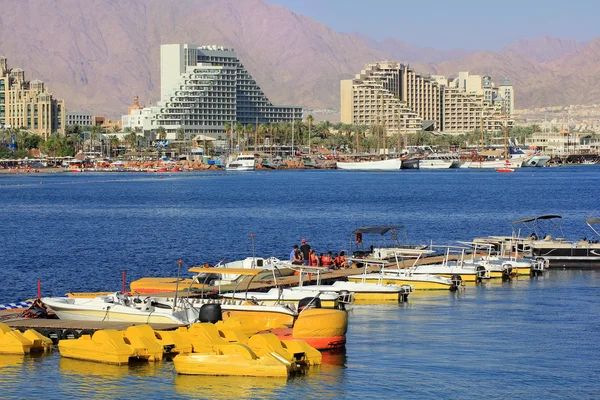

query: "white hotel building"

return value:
[123, 44, 302, 139]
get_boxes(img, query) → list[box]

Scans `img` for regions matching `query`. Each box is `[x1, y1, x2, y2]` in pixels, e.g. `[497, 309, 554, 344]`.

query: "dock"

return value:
[1, 316, 184, 343]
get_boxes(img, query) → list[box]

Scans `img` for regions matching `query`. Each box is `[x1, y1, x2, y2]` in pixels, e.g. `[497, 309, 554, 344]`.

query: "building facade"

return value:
[131, 44, 303, 139]
[341, 62, 514, 135]
[66, 110, 93, 127]
[0, 56, 65, 138]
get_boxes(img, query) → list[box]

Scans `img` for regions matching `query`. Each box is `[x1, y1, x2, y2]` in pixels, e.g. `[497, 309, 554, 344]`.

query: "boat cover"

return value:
[511, 215, 562, 224]
[352, 226, 402, 235]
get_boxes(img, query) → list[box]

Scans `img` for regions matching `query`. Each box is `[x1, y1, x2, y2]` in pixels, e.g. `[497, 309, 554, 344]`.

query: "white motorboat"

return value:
[336, 158, 401, 171]
[287, 265, 413, 303]
[221, 288, 344, 308]
[418, 153, 458, 169]
[406, 245, 492, 283]
[347, 251, 462, 291]
[226, 153, 255, 171]
[42, 292, 199, 325]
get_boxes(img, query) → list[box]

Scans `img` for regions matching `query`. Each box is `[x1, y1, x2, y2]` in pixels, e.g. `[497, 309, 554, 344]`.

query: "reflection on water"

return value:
[174, 373, 287, 399]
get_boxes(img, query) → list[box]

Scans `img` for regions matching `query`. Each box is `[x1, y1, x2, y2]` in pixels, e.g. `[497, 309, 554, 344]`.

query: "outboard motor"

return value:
[298, 297, 321, 312]
[450, 274, 462, 291]
[475, 266, 488, 283]
[502, 263, 513, 281]
[336, 290, 354, 310]
[198, 303, 223, 324]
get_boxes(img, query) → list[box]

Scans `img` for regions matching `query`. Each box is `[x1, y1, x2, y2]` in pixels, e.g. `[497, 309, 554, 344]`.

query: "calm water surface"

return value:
[0, 167, 599, 399]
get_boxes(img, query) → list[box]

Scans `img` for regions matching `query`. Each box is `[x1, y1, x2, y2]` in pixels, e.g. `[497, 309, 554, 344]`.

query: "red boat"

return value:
[496, 168, 515, 173]
[169, 167, 180, 172]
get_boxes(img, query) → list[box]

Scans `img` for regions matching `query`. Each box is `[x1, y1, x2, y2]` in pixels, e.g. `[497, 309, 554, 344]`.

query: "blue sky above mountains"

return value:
[269, 0, 598, 50]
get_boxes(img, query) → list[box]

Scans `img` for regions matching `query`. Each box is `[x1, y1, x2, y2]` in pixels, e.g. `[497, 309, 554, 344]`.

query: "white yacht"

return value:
[418, 153, 459, 169]
[336, 158, 401, 171]
[226, 153, 255, 171]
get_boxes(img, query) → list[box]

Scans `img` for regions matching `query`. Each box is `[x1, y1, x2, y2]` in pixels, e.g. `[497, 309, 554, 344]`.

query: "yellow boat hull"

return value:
[174, 350, 292, 378]
[348, 277, 451, 290]
[352, 292, 403, 303]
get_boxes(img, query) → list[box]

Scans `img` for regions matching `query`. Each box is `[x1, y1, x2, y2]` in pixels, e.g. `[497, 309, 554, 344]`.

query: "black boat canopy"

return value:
[352, 225, 403, 235]
[511, 215, 563, 224]
[585, 218, 600, 225]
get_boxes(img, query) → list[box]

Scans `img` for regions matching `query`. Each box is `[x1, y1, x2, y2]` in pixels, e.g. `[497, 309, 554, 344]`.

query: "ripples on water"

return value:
[0, 168, 599, 399]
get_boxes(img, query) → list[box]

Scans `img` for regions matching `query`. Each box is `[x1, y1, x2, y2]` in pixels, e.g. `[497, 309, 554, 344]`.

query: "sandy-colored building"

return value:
[341, 63, 514, 135]
[0, 56, 65, 139]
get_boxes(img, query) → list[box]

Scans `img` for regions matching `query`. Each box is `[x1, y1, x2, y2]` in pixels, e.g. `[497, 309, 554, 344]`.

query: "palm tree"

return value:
[176, 127, 185, 157]
[112, 125, 120, 133]
[234, 122, 243, 150]
[126, 131, 137, 152]
[156, 126, 167, 141]
[243, 124, 253, 152]
[224, 121, 232, 152]
[110, 136, 120, 158]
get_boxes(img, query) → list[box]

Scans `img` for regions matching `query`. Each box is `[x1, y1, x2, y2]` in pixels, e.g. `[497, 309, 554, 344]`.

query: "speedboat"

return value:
[406, 246, 491, 283]
[41, 292, 198, 325]
[347, 251, 462, 291]
[288, 265, 413, 303]
[226, 153, 255, 171]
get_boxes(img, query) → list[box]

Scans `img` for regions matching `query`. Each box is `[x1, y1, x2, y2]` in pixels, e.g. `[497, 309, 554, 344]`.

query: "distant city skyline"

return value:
[268, 0, 599, 51]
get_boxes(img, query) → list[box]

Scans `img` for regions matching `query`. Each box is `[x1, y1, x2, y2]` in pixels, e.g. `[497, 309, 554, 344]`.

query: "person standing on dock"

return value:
[300, 238, 311, 266]
[290, 245, 303, 265]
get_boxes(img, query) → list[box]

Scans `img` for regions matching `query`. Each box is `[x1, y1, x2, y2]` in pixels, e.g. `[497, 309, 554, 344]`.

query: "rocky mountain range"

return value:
[0, 0, 597, 118]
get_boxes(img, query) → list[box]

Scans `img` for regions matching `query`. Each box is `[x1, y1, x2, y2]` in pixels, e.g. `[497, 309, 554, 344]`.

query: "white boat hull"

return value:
[522, 155, 550, 168]
[336, 158, 401, 171]
[418, 160, 453, 169]
[469, 159, 523, 169]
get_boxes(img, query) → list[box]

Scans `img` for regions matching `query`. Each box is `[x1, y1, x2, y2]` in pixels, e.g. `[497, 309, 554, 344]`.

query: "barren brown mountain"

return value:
[0, 0, 597, 118]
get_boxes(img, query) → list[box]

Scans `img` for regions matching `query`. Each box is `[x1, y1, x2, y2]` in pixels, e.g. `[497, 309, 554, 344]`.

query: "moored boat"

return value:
[336, 157, 401, 171]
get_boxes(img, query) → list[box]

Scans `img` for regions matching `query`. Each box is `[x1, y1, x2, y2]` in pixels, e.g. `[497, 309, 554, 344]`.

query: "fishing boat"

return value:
[347, 250, 462, 290]
[336, 157, 401, 171]
[226, 153, 255, 171]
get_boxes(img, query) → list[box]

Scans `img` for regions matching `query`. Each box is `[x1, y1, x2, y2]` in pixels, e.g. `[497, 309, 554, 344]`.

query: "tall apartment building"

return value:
[0, 56, 65, 138]
[341, 62, 438, 134]
[140, 44, 302, 138]
[341, 63, 514, 135]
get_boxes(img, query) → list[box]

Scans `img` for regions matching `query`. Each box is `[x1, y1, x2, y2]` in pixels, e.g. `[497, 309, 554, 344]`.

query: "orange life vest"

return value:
[310, 253, 319, 266]
[322, 255, 332, 266]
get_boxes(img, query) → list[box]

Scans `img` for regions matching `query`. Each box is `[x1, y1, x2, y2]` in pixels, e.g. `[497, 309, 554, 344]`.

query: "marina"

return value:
[1, 167, 599, 398]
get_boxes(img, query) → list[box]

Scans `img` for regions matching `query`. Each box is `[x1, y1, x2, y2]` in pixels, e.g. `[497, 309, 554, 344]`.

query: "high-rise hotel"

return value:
[341, 62, 514, 135]
[0, 56, 65, 138]
[128, 44, 303, 138]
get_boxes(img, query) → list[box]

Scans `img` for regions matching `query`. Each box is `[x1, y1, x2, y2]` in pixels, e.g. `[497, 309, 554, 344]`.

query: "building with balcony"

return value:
[525, 129, 600, 156]
[341, 63, 514, 136]
[0, 56, 65, 138]
[132, 44, 302, 139]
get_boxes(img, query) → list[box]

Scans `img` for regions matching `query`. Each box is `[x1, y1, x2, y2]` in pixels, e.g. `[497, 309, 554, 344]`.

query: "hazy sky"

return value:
[268, 0, 599, 51]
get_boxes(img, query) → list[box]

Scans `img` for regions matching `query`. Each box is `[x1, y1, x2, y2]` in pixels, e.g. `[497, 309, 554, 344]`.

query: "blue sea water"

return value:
[0, 167, 599, 399]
